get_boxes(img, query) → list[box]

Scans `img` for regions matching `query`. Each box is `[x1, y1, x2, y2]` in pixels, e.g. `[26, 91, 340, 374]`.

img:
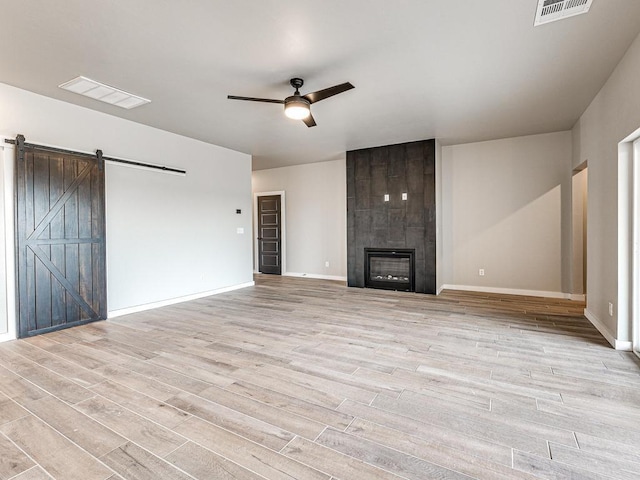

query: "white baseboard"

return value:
[283, 272, 347, 282]
[440, 284, 574, 300]
[108, 281, 255, 319]
[437, 285, 445, 295]
[0, 332, 16, 343]
[583, 308, 632, 351]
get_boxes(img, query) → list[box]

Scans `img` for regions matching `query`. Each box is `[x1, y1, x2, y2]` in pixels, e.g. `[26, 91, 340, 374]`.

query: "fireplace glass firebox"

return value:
[364, 248, 415, 292]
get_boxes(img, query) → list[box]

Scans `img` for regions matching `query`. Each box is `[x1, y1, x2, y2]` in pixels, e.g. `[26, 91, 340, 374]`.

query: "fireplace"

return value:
[347, 139, 436, 294]
[365, 248, 415, 292]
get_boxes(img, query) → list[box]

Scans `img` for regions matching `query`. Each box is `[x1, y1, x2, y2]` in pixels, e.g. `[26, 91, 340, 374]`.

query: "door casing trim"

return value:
[0, 139, 16, 342]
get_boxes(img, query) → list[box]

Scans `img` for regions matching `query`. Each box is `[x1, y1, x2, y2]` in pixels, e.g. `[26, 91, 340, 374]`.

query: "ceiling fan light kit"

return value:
[284, 96, 311, 119]
[228, 77, 354, 127]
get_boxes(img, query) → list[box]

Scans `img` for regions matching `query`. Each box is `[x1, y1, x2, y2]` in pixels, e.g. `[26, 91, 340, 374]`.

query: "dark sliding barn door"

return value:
[257, 194, 281, 275]
[15, 136, 107, 337]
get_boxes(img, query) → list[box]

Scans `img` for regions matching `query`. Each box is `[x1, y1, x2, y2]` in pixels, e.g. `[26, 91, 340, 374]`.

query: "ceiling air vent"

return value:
[59, 76, 150, 109]
[534, 0, 593, 26]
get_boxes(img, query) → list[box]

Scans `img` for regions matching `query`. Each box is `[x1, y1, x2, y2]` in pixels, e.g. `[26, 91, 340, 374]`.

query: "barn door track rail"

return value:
[4, 136, 187, 175]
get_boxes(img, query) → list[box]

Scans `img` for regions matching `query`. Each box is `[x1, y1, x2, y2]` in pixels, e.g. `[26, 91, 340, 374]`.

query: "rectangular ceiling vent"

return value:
[534, 0, 593, 26]
[59, 76, 150, 109]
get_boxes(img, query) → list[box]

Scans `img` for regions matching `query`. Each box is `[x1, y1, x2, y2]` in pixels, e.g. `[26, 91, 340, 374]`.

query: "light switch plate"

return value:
[236, 227, 244, 234]
[402, 193, 407, 200]
[384, 194, 389, 202]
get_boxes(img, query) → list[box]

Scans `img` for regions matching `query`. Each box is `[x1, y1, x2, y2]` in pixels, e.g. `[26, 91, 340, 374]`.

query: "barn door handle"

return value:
[257, 237, 263, 240]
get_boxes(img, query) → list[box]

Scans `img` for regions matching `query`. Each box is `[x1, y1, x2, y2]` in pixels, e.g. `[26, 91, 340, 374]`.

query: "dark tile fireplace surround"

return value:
[347, 139, 436, 294]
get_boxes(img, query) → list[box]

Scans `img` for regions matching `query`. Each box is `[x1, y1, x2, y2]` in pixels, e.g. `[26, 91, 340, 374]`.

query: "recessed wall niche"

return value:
[347, 139, 436, 294]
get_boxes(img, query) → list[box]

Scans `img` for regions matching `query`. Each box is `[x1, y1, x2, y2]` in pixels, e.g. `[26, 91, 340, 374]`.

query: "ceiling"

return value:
[1, 1, 639, 170]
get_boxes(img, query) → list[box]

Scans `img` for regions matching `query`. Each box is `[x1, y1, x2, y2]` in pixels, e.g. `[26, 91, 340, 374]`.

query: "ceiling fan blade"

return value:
[303, 82, 354, 104]
[302, 113, 317, 127]
[227, 95, 284, 104]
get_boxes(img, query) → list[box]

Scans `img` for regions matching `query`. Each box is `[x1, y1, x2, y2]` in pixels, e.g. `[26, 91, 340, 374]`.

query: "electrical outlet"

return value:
[325, 261, 330, 267]
[609, 302, 614, 316]
[479, 268, 485, 276]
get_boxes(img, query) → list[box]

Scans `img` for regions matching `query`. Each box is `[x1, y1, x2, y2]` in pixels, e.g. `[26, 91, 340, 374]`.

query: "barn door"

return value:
[15, 136, 106, 337]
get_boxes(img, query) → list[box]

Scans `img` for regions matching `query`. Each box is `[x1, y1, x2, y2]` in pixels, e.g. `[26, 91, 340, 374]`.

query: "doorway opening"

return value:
[572, 162, 588, 301]
[254, 191, 285, 275]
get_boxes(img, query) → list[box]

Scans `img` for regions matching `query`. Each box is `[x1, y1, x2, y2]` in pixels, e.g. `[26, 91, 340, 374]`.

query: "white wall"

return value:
[573, 30, 640, 347]
[441, 132, 573, 297]
[0, 82, 253, 335]
[252, 159, 347, 280]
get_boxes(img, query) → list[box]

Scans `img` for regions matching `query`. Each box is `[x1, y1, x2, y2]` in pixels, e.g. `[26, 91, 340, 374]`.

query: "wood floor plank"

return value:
[116, 358, 213, 396]
[0, 340, 104, 388]
[0, 415, 114, 480]
[91, 364, 181, 402]
[165, 442, 266, 480]
[372, 392, 551, 456]
[194, 386, 327, 439]
[574, 431, 640, 465]
[530, 398, 640, 447]
[0, 432, 35, 479]
[0, 356, 93, 405]
[548, 442, 640, 480]
[0, 366, 49, 404]
[513, 450, 617, 480]
[174, 417, 330, 480]
[101, 442, 195, 480]
[345, 418, 541, 480]
[0, 394, 29, 426]
[24, 395, 127, 458]
[225, 380, 354, 431]
[166, 391, 294, 451]
[10, 466, 55, 480]
[43, 342, 131, 370]
[337, 399, 514, 466]
[238, 363, 377, 405]
[281, 436, 406, 480]
[315, 428, 474, 479]
[75, 396, 187, 457]
[146, 353, 236, 387]
[230, 366, 346, 409]
[398, 390, 578, 447]
[89, 381, 191, 429]
[355, 367, 492, 410]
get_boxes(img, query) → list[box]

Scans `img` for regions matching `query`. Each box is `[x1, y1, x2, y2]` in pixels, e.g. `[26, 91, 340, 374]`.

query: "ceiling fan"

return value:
[227, 78, 354, 127]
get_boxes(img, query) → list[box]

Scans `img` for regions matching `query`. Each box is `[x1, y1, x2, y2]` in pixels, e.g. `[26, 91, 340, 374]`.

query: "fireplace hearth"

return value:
[365, 248, 415, 292]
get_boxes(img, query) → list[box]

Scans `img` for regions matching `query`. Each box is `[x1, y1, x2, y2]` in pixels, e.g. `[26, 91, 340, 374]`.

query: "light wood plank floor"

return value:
[1, 275, 639, 479]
